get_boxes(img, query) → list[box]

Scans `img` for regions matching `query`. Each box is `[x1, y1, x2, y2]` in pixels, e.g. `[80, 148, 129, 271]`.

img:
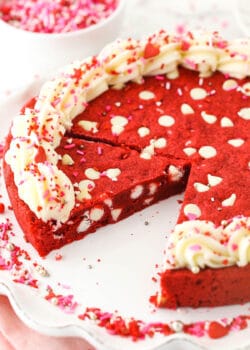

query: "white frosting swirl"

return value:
[165, 217, 250, 272]
[218, 38, 250, 79]
[5, 29, 250, 244]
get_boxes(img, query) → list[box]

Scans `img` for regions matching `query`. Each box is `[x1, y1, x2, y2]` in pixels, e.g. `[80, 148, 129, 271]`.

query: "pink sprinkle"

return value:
[232, 243, 238, 251]
[185, 58, 197, 70]
[73, 171, 78, 177]
[0, 0, 119, 34]
[64, 143, 76, 149]
[76, 150, 84, 155]
[190, 244, 202, 252]
[187, 213, 197, 220]
[97, 146, 103, 155]
[155, 75, 165, 81]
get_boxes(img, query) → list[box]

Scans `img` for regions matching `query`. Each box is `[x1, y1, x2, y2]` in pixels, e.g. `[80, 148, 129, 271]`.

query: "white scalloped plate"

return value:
[1, 86, 250, 350]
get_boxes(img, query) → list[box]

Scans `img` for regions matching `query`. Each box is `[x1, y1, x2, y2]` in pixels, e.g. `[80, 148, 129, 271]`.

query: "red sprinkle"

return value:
[0, 0, 118, 34]
[0, 203, 5, 214]
[207, 321, 229, 339]
[144, 43, 160, 59]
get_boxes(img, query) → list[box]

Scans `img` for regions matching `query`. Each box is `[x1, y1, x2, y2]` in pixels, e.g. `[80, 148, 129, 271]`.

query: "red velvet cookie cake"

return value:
[3, 31, 250, 308]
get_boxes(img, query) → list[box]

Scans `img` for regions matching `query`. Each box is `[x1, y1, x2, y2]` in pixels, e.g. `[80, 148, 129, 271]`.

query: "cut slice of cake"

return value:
[4, 133, 189, 256]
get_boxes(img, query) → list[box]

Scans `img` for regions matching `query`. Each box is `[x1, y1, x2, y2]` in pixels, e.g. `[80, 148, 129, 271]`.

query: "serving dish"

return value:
[1, 86, 250, 350]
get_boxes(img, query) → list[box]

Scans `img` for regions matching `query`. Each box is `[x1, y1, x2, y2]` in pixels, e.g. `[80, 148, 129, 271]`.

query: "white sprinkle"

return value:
[198, 146, 217, 159]
[201, 111, 217, 124]
[177, 88, 183, 96]
[194, 182, 210, 192]
[138, 126, 150, 137]
[222, 193, 236, 207]
[139, 90, 155, 100]
[184, 204, 201, 219]
[238, 107, 250, 120]
[207, 174, 222, 187]
[171, 321, 184, 333]
[115, 101, 121, 107]
[199, 78, 204, 86]
[181, 103, 194, 115]
[227, 138, 245, 147]
[158, 115, 175, 127]
[190, 88, 207, 100]
[220, 117, 234, 127]
[165, 82, 171, 90]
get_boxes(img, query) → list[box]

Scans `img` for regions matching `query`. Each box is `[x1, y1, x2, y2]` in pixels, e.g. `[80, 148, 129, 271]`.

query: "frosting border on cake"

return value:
[4, 30, 250, 269]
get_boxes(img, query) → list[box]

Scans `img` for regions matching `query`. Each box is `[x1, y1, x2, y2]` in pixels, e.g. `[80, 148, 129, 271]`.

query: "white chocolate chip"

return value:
[77, 212, 91, 233]
[181, 103, 194, 115]
[144, 197, 154, 205]
[167, 70, 179, 79]
[198, 146, 217, 159]
[104, 198, 113, 207]
[190, 88, 207, 100]
[139, 90, 155, 100]
[111, 208, 122, 221]
[78, 120, 98, 133]
[138, 126, 150, 137]
[238, 107, 250, 120]
[183, 147, 196, 156]
[111, 116, 128, 135]
[227, 138, 245, 147]
[242, 82, 250, 96]
[77, 180, 95, 201]
[106, 168, 121, 181]
[194, 182, 210, 192]
[158, 115, 175, 127]
[90, 207, 104, 221]
[154, 137, 167, 149]
[220, 117, 234, 127]
[171, 321, 184, 333]
[149, 182, 158, 195]
[222, 79, 238, 91]
[184, 204, 201, 219]
[140, 144, 155, 159]
[168, 165, 183, 182]
[131, 185, 144, 200]
[207, 174, 222, 187]
[201, 111, 217, 124]
[85, 168, 100, 180]
[222, 193, 236, 207]
[62, 154, 74, 165]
